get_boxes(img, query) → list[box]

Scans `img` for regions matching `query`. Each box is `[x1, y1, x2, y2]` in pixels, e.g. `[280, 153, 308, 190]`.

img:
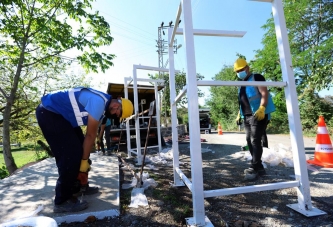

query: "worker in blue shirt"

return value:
[36, 87, 133, 213]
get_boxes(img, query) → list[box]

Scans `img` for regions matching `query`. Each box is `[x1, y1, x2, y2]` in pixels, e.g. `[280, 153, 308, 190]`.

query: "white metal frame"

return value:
[124, 65, 180, 164]
[167, 0, 326, 226]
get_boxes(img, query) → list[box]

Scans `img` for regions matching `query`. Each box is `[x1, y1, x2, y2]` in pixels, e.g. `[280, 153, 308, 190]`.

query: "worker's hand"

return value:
[77, 172, 88, 186]
[80, 159, 90, 172]
[235, 112, 242, 125]
[254, 106, 266, 121]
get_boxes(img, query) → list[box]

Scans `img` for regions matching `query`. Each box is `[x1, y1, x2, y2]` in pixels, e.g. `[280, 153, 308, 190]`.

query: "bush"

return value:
[0, 165, 9, 179]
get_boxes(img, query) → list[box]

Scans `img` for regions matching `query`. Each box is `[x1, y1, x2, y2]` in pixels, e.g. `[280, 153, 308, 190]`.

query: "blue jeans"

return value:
[244, 115, 268, 170]
[36, 104, 83, 204]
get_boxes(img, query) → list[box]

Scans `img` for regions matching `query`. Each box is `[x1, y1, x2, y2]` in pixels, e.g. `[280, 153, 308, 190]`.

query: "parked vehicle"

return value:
[199, 109, 211, 134]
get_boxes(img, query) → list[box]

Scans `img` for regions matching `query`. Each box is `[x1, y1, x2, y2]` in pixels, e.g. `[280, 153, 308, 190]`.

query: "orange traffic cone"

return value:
[218, 122, 223, 135]
[307, 116, 333, 168]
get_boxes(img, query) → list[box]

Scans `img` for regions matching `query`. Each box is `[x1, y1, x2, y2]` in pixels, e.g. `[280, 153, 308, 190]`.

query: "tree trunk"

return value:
[2, 104, 17, 174]
[2, 37, 27, 174]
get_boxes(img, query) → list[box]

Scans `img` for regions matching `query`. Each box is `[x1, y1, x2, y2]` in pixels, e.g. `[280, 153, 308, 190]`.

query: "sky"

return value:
[67, 0, 331, 104]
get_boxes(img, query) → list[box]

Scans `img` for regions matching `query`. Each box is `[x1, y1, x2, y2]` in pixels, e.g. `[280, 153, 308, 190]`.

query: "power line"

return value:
[92, 7, 157, 41]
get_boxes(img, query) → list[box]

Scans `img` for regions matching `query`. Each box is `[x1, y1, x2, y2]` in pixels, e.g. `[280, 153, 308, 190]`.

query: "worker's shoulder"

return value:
[253, 73, 265, 81]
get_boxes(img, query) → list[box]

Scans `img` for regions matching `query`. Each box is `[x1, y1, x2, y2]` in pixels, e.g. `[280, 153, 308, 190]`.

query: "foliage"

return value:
[250, 0, 333, 133]
[206, 65, 239, 130]
[299, 92, 333, 132]
[148, 71, 204, 118]
[0, 0, 114, 173]
[252, 0, 333, 93]
[0, 165, 8, 179]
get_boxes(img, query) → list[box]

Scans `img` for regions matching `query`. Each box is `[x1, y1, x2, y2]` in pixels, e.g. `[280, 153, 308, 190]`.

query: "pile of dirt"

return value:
[61, 138, 333, 227]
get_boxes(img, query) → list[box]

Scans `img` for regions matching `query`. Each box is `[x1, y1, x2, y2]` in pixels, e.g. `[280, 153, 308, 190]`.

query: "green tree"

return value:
[251, 0, 333, 133]
[206, 65, 239, 130]
[0, 0, 114, 174]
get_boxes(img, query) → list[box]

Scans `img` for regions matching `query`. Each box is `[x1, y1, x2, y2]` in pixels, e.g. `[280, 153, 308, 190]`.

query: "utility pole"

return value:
[156, 21, 181, 77]
[156, 22, 168, 78]
[156, 21, 181, 126]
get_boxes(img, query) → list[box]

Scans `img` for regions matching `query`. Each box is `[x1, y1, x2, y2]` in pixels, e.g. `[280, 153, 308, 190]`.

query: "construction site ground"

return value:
[1, 131, 333, 227]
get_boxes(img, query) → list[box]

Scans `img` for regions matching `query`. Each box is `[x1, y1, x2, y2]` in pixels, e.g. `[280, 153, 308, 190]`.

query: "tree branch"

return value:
[0, 87, 9, 99]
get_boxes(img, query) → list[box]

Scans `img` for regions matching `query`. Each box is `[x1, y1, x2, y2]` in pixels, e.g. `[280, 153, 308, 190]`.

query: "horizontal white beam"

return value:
[175, 167, 192, 192]
[131, 145, 159, 151]
[197, 80, 287, 87]
[173, 85, 187, 105]
[204, 181, 299, 198]
[133, 64, 180, 73]
[176, 28, 246, 37]
[131, 78, 165, 83]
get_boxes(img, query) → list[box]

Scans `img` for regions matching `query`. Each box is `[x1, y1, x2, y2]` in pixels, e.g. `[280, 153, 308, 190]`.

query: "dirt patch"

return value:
[60, 134, 333, 227]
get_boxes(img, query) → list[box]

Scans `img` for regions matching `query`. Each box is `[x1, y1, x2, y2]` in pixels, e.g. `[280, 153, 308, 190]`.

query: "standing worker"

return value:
[36, 87, 133, 213]
[97, 116, 112, 155]
[234, 58, 275, 180]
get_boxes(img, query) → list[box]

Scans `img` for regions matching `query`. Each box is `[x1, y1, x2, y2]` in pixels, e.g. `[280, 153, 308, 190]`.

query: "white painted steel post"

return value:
[271, 0, 322, 215]
[124, 77, 132, 158]
[154, 82, 162, 152]
[132, 66, 142, 164]
[168, 27, 183, 186]
[181, 0, 205, 225]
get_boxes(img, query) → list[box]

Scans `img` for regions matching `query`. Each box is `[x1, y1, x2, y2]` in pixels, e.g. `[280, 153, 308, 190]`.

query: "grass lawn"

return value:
[0, 143, 48, 169]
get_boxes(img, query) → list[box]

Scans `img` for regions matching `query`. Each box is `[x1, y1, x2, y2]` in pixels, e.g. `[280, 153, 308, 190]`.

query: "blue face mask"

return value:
[237, 70, 247, 79]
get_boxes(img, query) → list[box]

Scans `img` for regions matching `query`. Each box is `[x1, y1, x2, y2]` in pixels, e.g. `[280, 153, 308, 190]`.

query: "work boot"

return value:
[83, 184, 99, 195]
[72, 182, 99, 196]
[244, 167, 266, 180]
[244, 167, 266, 176]
[53, 197, 88, 213]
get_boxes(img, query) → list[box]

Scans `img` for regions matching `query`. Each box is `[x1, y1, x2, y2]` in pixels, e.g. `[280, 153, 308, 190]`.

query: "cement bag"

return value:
[0, 216, 57, 227]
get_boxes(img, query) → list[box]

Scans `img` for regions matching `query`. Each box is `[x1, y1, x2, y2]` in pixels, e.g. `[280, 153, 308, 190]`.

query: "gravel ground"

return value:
[61, 132, 333, 227]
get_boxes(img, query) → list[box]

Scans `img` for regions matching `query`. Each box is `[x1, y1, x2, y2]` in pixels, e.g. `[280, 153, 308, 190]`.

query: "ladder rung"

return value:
[197, 80, 287, 87]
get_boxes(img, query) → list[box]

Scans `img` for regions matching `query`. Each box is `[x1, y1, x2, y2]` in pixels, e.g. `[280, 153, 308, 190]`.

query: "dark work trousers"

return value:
[262, 120, 270, 148]
[97, 127, 105, 153]
[36, 104, 84, 205]
[104, 125, 111, 150]
[244, 114, 268, 170]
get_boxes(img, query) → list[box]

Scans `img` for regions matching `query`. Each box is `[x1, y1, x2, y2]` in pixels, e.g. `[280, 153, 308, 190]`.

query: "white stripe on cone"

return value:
[317, 126, 329, 134]
[315, 144, 333, 153]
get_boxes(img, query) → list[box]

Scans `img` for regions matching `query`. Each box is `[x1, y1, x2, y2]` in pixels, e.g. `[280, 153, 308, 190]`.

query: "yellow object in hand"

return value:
[80, 159, 90, 172]
[254, 106, 266, 121]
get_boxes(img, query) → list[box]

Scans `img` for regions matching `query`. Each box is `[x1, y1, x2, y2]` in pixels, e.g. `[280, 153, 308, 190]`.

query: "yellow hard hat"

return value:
[234, 58, 248, 72]
[120, 98, 134, 120]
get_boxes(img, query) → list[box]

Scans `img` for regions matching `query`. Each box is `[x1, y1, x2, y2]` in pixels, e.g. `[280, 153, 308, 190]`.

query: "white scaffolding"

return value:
[167, 0, 326, 226]
[124, 64, 180, 164]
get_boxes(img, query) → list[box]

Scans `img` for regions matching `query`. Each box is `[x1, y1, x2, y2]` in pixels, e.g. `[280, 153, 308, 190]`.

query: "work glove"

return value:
[235, 112, 242, 125]
[77, 172, 88, 186]
[80, 159, 90, 172]
[254, 106, 266, 121]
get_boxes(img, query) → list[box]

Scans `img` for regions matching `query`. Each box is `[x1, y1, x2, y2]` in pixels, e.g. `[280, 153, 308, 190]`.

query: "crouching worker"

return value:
[35, 87, 133, 213]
